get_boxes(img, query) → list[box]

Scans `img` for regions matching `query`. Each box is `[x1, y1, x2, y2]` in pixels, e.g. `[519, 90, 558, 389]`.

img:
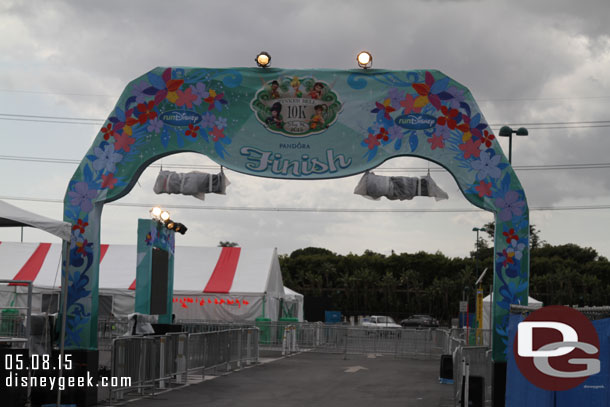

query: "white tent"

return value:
[0, 200, 71, 241]
[481, 294, 542, 345]
[283, 286, 304, 322]
[0, 242, 303, 322]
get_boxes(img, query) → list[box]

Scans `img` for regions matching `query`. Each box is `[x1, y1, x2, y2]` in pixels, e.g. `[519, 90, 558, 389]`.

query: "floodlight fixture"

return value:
[150, 206, 162, 220]
[255, 51, 271, 68]
[357, 51, 372, 69]
[160, 210, 171, 222]
[174, 223, 188, 235]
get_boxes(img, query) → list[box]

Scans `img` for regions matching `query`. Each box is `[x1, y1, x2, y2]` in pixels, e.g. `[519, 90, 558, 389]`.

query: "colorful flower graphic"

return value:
[496, 190, 526, 222]
[507, 239, 526, 260]
[147, 117, 163, 134]
[185, 124, 200, 138]
[503, 228, 519, 244]
[459, 138, 482, 159]
[101, 173, 118, 189]
[471, 151, 502, 180]
[201, 112, 217, 128]
[215, 117, 228, 129]
[176, 87, 198, 109]
[136, 101, 157, 125]
[412, 71, 451, 110]
[67, 182, 97, 213]
[204, 89, 228, 111]
[371, 99, 396, 121]
[427, 134, 445, 150]
[480, 130, 495, 148]
[399, 93, 422, 114]
[475, 180, 492, 197]
[113, 132, 136, 152]
[211, 125, 225, 142]
[100, 123, 116, 141]
[363, 132, 381, 150]
[71, 219, 88, 233]
[92, 144, 123, 173]
[132, 81, 150, 104]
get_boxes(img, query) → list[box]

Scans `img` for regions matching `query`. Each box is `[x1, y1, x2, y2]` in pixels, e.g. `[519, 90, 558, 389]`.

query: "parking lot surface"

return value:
[127, 351, 454, 407]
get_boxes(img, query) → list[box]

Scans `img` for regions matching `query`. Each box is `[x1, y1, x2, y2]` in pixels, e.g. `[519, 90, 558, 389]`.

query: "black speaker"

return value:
[492, 361, 507, 407]
[150, 247, 169, 315]
[440, 354, 453, 380]
[0, 348, 29, 407]
[54, 349, 99, 407]
[460, 376, 484, 407]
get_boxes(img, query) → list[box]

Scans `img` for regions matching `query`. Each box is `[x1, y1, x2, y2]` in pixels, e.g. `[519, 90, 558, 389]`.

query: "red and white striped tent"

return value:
[0, 242, 303, 322]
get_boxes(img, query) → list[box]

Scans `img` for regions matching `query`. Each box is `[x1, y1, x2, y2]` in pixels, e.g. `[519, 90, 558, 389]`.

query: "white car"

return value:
[361, 315, 401, 329]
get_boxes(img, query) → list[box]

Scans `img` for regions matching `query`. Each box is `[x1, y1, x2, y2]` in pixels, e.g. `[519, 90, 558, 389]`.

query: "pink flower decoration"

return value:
[114, 132, 135, 152]
[211, 125, 225, 142]
[399, 94, 422, 114]
[364, 133, 380, 150]
[459, 138, 482, 159]
[101, 173, 118, 189]
[475, 180, 492, 197]
[427, 134, 445, 150]
[175, 87, 198, 109]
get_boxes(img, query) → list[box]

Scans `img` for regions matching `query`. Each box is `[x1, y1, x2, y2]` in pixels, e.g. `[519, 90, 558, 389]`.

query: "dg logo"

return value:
[514, 305, 601, 391]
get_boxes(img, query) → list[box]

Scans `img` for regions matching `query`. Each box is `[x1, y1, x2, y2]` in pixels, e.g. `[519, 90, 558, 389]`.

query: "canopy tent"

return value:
[0, 200, 71, 241]
[283, 286, 304, 322]
[0, 242, 302, 322]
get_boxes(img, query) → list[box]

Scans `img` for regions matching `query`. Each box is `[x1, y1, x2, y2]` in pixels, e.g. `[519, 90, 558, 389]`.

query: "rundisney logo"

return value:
[160, 110, 202, 126]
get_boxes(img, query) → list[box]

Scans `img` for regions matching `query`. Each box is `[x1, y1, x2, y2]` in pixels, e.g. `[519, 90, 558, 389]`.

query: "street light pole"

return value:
[498, 126, 528, 164]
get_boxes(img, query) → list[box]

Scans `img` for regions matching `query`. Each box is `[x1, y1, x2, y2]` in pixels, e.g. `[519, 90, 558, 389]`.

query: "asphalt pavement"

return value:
[124, 351, 454, 407]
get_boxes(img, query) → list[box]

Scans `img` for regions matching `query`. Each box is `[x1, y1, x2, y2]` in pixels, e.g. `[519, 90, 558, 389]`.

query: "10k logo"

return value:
[514, 305, 600, 391]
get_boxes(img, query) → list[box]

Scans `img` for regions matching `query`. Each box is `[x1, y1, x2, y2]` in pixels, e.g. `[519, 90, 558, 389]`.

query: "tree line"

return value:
[278, 227, 610, 323]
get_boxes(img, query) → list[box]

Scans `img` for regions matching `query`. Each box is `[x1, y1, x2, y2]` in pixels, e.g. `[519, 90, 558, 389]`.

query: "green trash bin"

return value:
[255, 317, 271, 344]
[0, 308, 19, 336]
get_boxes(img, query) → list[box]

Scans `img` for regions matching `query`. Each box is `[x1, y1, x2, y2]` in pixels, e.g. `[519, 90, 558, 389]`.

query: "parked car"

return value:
[400, 314, 439, 328]
[361, 315, 402, 329]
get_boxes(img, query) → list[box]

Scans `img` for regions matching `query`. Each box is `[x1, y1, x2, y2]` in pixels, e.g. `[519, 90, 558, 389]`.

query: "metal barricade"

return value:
[109, 327, 260, 403]
[253, 322, 468, 360]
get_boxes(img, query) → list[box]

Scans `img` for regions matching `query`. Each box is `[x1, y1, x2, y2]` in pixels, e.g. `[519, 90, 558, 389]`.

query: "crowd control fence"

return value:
[181, 320, 470, 360]
[108, 327, 259, 403]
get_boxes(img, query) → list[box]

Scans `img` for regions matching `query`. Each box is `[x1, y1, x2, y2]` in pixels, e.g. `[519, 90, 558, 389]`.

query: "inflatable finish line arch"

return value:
[62, 67, 529, 361]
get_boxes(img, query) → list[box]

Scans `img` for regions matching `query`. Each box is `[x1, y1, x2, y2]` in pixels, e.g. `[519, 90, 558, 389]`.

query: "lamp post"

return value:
[498, 126, 528, 164]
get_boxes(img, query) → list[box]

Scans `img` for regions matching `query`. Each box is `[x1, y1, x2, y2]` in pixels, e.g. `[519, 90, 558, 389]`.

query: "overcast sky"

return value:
[1, 0, 609, 260]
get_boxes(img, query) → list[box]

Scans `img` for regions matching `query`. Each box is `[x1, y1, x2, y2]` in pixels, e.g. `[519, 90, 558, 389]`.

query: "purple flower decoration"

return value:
[387, 88, 403, 108]
[388, 125, 403, 142]
[471, 151, 502, 180]
[446, 86, 466, 109]
[132, 81, 149, 104]
[215, 117, 228, 129]
[147, 117, 163, 134]
[201, 112, 216, 128]
[191, 83, 209, 105]
[92, 144, 123, 173]
[496, 190, 526, 221]
[435, 123, 452, 140]
[68, 182, 97, 213]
